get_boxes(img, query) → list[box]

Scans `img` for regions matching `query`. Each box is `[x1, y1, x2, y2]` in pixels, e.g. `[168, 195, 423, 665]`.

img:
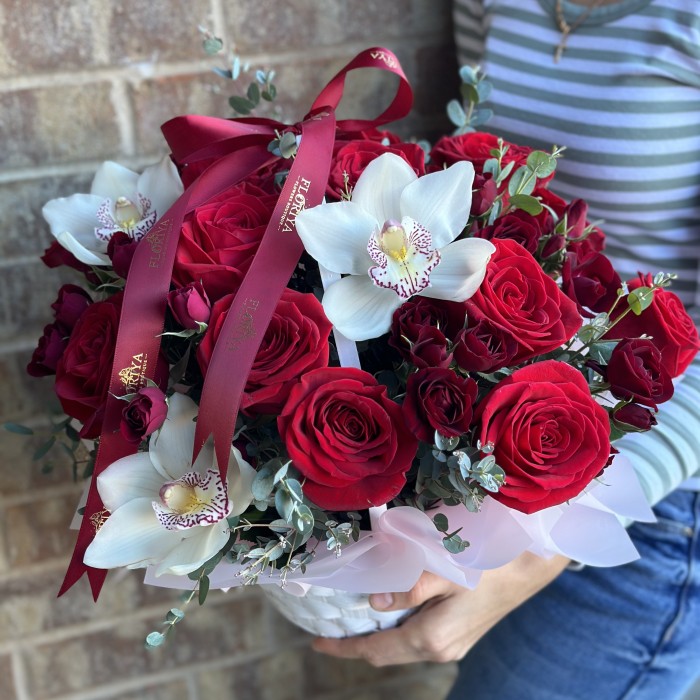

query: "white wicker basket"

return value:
[261, 583, 412, 638]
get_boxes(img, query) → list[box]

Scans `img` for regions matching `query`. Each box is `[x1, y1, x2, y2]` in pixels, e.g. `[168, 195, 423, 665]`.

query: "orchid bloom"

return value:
[42, 156, 183, 266]
[83, 394, 256, 577]
[295, 153, 495, 341]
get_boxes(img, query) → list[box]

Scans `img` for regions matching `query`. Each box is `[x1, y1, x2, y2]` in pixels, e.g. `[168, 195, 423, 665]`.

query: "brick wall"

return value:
[0, 1, 459, 699]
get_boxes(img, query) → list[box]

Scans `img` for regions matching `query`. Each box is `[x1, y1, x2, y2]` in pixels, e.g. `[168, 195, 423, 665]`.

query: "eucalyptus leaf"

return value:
[32, 436, 56, 461]
[166, 607, 185, 622]
[507, 166, 535, 196]
[3, 422, 34, 435]
[203, 37, 223, 55]
[526, 150, 557, 178]
[229, 96, 254, 114]
[443, 533, 469, 554]
[434, 432, 459, 452]
[247, 82, 260, 105]
[433, 513, 449, 532]
[589, 341, 618, 365]
[251, 467, 275, 501]
[232, 55, 241, 80]
[145, 631, 166, 648]
[447, 99, 467, 128]
[471, 108, 494, 127]
[627, 287, 654, 315]
[509, 194, 543, 216]
[460, 83, 480, 106]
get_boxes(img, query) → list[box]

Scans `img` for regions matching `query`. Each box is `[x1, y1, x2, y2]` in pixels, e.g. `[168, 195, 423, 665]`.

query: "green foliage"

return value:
[447, 64, 493, 135]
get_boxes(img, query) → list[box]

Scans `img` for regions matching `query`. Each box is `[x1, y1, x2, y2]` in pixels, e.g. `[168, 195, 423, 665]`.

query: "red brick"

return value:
[0, 175, 93, 259]
[0, 84, 120, 169]
[22, 593, 267, 698]
[0, 0, 103, 77]
[223, 0, 413, 53]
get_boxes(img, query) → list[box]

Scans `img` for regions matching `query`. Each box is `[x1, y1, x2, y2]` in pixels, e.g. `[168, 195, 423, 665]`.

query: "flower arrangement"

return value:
[22, 48, 700, 643]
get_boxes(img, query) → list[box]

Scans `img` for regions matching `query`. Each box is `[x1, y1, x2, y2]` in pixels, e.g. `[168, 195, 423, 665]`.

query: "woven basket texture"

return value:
[261, 583, 412, 638]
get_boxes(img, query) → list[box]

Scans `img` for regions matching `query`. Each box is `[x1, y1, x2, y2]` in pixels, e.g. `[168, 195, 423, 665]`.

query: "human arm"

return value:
[312, 551, 569, 666]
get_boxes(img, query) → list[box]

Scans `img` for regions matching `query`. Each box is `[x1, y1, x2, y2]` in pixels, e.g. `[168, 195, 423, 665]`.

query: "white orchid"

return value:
[295, 153, 495, 341]
[83, 393, 256, 577]
[42, 156, 183, 266]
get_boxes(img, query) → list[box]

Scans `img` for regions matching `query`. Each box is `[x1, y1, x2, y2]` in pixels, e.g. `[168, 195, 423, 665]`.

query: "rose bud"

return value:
[561, 198, 589, 240]
[409, 325, 453, 369]
[168, 281, 211, 330]
[562, 251, 622, 317]
[107, 231, 140, 279]
[453, 317, 518, 373]
[52, 284, 92, 333]
[612, 403, 657, 432]
[475, 209, 545, 255]
[471, 172, 498, 217]
[607, 338, 674, 409]
[120, 387, 168, 444]
[27, 324, 68, 377]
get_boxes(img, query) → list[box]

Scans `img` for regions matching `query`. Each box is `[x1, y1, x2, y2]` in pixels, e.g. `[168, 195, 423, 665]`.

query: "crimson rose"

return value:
[198, 289, 332, 415]
[172, 181, 277, 301]
[327, 139, 425, 200]
[606, 338, 674, 409]
[608, 274, 700, 377]
[430, 132, 532, 174]
[55, 293, 167, 438]
[277, 367, 418, 510]
[475, 360, 611, 513]
[167, 281, 211, 329]
[562, 251, 621, 317]
[120, 387, 168, 444]
[465, 239, 581, 363]
[403, 367, 478, 442]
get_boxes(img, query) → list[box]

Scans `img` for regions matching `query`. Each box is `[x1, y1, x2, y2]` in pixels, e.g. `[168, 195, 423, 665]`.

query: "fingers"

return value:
[368, 571, 455, 612]
[311, 624, 422, 666]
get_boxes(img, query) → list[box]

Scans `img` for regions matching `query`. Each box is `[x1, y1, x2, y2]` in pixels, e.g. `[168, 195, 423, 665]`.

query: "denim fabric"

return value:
[447, 491, 700, 700]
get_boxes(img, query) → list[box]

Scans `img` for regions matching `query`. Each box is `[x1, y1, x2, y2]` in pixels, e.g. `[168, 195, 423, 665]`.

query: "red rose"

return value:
[403, 367, 478, 442]
[27, 285, 92, 377]
[107, 231, 139, 279]
[54, 294, 124, 438]
[429, 132, 532, 174]
[475, 360, 611, 514]
[54, 293, 167, 438]
[562, 251, 621, 317]
[608, 274, 700, 377]
[466, 239, 582, 364]
[120, 387, 168, 444]
[327, 139, 425, 200]
[409, 326, 453, 370]
[606, 338, 674, 409]
[198, 289, 332, 416]
[388, 297, 465, 361]
[471, 172, 498, 217]
[453, 317, 518, 373]
[167, 281, 211, 330]
[612, 403, 657, 432]
[474, 209, 548, 256]
[172, 181, 277, 301]
[277, 367, 418, 510]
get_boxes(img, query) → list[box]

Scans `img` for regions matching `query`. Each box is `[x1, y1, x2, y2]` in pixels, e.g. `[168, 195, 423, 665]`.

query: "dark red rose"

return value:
[172, 181, 277, 301]
[560, 198, 589, 241]
[475, 360, 611, 514]
[562, 251, 622, 317]
[277, 367, 418, 510]
[107, 231, 139, 279]
[52, 285, 92, 333]
[27, 285, 92, 377]
[409, 325, 453, 370]
[607, 274, 700, 377]
[471, 172, 498, 217]
[27, 324, 69, 377]
[567, 226, 606, 258]
[167, 281, 211, 329]
[453, 316, 518, 373]
[465, 239, 582, 363]
[474, 209, 547, 256]
[429, 132, 532, 174]
[612, 403, 657, 432]
[198, 289, 332, 415]
[119, 387, 168, 444]
[403, 367, 478, 442]
[606, 338, 674, 409]
[327, 139, 425, 200]
[388, 297, 466, 360]
[40, 240, 100, 285]
[54, 293, 167, 438]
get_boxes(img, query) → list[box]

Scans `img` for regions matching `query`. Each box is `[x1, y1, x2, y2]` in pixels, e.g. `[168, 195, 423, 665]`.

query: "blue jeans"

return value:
[447, 490, 700, 700]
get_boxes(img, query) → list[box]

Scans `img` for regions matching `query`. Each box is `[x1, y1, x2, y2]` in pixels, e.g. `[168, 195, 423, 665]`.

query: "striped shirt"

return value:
[454, 0, 700, 502]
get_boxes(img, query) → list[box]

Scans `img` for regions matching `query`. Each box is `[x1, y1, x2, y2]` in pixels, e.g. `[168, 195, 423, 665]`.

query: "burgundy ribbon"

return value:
[60, 47, 412, 600]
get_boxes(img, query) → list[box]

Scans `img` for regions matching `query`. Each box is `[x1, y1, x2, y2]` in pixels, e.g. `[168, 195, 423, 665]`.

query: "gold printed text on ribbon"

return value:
[370, 50, 398, 68]
[279, 176, 312, 233]
[225, 298, 260, 353]
[144, 218, 172, 269]
[118, 353, 149, 392]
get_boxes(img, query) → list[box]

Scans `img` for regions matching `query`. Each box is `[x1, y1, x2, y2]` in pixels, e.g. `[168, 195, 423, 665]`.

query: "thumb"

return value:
[369, 571, 451, 611]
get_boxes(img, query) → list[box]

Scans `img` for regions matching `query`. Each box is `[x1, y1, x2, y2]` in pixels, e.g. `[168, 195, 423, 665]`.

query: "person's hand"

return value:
[312, 551, 569, 666]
